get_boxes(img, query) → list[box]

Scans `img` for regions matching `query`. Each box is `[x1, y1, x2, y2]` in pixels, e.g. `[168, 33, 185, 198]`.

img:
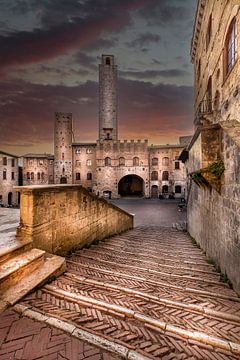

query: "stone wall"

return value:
[16, 185, 134, 256]
[187, 129, 240, 293]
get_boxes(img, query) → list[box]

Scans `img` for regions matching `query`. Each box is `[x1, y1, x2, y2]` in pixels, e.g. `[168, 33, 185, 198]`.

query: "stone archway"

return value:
[118, 175, 144, 197]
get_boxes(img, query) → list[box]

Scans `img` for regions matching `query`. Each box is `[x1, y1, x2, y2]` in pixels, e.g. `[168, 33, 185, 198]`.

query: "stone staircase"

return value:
[0, 210, 66, 312]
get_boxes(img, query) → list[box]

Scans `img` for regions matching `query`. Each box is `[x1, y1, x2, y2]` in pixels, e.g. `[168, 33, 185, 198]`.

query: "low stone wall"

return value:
[187, 130, 240, 294]
[15, 185, 134, 256]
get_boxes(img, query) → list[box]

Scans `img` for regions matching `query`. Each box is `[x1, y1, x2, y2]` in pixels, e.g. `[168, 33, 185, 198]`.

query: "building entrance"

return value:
[118, 175, 144, 197]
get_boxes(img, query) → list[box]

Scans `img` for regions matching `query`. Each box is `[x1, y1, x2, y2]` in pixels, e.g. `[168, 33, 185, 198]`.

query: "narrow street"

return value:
[0, 203, 240, 359]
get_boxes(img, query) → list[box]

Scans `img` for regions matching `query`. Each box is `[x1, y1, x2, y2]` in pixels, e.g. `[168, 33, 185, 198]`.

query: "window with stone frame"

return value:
[87, 159, 92, 166]
[3, 170, 7, 180]
[206, 14, 212, 50]
[31, 172, 34, 180]
[225, 18, 237, 76]
[87, 172, 92, 180]
[75, 148, 81, 155]
[151, 157, 158, 166]
[175, 161, 180, 170]
[3, 157, 7, 166]
[75, 160, 81, 167]
[76, 172, 81, 181]
[105, 157, 111, 166]
[11, 172, 14, 180]
[11, 159, 15, 167]
[162, 157, 169, 166]
[86, 148, 92, 154]
[41, 172, 44, 180]
[37, 172, 40, 180]
[151, 171, 158, 180]
[162, 171, 169, 181]
[27, 172, 30, 180]
[119, 157, 125, 166]
[133, 157, 139, 166]
[175, 185, 182, 194]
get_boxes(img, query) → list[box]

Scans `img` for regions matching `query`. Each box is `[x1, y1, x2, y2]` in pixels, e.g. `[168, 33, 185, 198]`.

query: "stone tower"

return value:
[54, 112, 73, 184]
[99, 55, 118, 141]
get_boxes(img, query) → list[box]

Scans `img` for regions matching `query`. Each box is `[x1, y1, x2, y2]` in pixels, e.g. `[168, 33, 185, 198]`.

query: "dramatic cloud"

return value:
[120, 69, 189, 80]
[0, 78, 193, 154]
[126, 32, 161, 48]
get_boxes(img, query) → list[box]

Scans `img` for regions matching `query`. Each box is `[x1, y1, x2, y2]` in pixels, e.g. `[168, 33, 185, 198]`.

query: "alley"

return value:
[0, 204, 240, 359]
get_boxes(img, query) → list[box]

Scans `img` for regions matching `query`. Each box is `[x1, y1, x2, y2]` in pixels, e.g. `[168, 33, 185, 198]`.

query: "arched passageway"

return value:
[118, 175, 144, 197]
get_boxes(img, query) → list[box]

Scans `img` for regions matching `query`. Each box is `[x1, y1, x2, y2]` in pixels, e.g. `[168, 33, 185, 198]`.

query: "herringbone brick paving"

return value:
[14, 226, 240, 359]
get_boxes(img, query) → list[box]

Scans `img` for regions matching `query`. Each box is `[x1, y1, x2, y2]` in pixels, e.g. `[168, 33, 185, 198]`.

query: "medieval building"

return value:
[0, 150, 21, 206]
[22, 54, 190, 199]
[180, 1, 240, 292]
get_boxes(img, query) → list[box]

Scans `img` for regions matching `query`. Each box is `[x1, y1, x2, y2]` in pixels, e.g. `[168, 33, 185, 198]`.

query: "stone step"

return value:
[1, 254, 65, 308]
[0, 238, 33, 265]
[0, 248, 45, 293]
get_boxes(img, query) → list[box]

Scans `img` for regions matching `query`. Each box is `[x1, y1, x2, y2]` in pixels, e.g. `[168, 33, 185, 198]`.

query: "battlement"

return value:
[97, 139, 148, 152]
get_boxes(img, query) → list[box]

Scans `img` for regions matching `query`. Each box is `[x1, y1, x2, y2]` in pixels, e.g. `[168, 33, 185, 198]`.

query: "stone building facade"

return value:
[181, 1, 240, 292]
[22, 55, 189, 199]
[0, 150, 20, 206]
[23, 154, 54, 186]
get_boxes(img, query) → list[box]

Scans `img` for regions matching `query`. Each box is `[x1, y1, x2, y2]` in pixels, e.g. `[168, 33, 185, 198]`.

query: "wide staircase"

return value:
[13, 226, 240, 359]
[0, 209, 65, 312]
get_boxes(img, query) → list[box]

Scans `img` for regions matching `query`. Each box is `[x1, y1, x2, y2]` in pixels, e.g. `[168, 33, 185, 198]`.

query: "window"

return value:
[75, 148, 81, 155]
[87, 159, 92, 166]
[175, 185, 182, 194]
[31, 172, 34, 180]
[206, 77, 212, 112]
[119, 157, 125, 166]
[105, 157, 111, 166]
[152, 157, 158, 166]
[37, 172, 40, 180]
[214, 90, 220, 111]
[151, 171, 158, 180]
[62, 153, 64, 160]
[41, 172, 44, 180]
[175, 161, 180, 170]
[225, 18, 237, 76]
[11, 159, 15, 167]
[162, 157, 169, 166]
[133, 157, 139, 166]
[3, 170, 7, 180]
[75, 160, 81, 167]
[76, 172, 81, 181]
[106, 57, 110, 65]
[162, 185, 168, 194]
[197, 59, 201, 81]
[162, 171, 169, 181]
[27, 172, 30, 180]
[29, 160, 33, 166]
[206, 14, 212, 49]
[86, 148, 92, 154]
[87, 172, 92, 180]
[3, 157, 7, 166]
[11, 172, 14, 180]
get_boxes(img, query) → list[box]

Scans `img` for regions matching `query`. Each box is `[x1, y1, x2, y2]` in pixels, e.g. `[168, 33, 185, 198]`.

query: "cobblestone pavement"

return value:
[1, 207, 240, 359]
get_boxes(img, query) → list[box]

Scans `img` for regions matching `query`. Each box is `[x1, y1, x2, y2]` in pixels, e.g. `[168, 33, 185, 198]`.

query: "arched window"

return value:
[37, 172, 40, 180]
[133, 157, 139, 166]
[162, 157, 169, 166]
[206, 14, 212, 49]
[31, 172, 34, 180]
[151, 171, 158, 180]
[175, 185, 182, 194]
[87, 172, 92, 180]
[105, 157, 111, 166]
[214, 90, 220, 111]
[119, 157, 125, 166]
[76, 172, 80, 181]
[86, 148, 92, 154]
[41, 172, 44, 180]
[225, 18, 237, 76]
[206, 76, 212, 112]
[62, 167, 65, 174]
[152, 157, 158, 166]
[162, 171, 169, 181]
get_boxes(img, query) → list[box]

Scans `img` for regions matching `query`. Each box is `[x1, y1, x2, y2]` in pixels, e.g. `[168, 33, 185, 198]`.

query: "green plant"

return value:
[201, 160, 225, 178]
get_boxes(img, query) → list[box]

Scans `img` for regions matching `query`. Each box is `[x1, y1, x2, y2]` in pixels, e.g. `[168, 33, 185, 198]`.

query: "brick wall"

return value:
[16, 185, 134, 256]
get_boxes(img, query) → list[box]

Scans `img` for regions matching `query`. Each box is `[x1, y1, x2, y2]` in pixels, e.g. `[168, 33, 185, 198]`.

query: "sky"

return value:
[0, 0, 196, 155]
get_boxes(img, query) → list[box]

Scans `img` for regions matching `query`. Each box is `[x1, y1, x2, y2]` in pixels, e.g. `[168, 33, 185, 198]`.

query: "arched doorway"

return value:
[60, 176, 67, 184]
[151, 185, 158, 198]
[118, 175, 144, 197]
[8, 192, 13, 206]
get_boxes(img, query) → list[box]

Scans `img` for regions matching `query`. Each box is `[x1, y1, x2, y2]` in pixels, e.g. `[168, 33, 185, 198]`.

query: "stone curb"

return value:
[43, 285, 240, 356]
[75, 253, 228, 287]
[65, 272, 240, 324]
[13, 303, 151, 360]
[68, 260, 240, 302]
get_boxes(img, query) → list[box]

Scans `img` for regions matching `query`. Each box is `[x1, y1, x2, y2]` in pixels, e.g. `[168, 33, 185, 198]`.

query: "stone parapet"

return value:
[15, 185, 134, 256]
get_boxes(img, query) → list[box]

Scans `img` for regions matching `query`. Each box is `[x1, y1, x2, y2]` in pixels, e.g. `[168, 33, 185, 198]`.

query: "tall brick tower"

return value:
[99, 55, 118, 141]
[54, 112, 73, 184]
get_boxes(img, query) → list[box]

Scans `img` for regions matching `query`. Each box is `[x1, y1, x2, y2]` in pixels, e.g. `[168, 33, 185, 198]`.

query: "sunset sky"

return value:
[0, 0, 196, 155]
